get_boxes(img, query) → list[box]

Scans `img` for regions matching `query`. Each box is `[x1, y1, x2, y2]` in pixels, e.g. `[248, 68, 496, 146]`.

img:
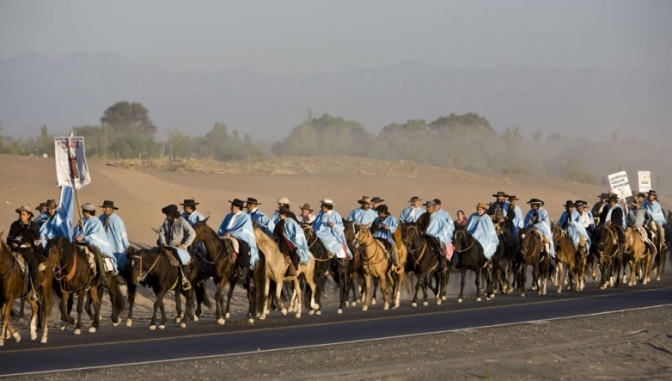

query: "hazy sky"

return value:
[2, 0, 671, 76]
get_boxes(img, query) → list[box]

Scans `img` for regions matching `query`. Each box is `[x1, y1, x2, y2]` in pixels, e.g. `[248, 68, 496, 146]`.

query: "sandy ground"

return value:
[2, 154, 671, 380]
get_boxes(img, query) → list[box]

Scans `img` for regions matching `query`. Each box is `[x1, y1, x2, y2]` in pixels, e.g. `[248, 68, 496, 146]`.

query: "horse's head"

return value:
[453, 229, 467, 251]
[126, 246, 156, 284]
[0, 231, 11, 258]
[402, 224, 421, 249]
[354, 223, 372, 245]
[193, 219, 217, 241]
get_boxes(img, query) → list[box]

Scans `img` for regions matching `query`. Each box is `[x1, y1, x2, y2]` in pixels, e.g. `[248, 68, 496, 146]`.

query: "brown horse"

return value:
[624, 227, 655, 286]
[354, 224, 392, 311]
[402, 224, 445, 306]
[516, 227, 550, 296]
[552, 224, 585, 293]
[452, 229, 494, 302]
[593, 225, 622, 289]
[45, 237, 124, 334]
[0, 232, 49, 345]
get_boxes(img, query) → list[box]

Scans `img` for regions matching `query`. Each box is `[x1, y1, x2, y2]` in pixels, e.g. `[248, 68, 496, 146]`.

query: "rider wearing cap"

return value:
[558, 200, 591, 253]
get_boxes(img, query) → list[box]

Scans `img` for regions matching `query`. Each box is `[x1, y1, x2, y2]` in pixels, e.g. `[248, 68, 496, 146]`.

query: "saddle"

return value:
[77, 244, 115, 275]
[161, 247, 182, 267]
[374, 238, 391, 257]
[11, 252, 28, 274]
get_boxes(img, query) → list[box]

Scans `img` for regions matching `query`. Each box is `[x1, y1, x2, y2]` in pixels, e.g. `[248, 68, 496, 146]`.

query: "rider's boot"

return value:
[181, 264, 192, 290]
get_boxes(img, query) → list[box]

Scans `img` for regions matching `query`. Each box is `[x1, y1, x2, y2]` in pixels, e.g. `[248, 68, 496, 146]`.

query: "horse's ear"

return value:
[203, 216, 210, 223]
[0, 231, 3, 240]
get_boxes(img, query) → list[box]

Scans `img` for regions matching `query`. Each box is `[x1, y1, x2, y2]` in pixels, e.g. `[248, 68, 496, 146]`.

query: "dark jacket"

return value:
[7, 219, 42, 249]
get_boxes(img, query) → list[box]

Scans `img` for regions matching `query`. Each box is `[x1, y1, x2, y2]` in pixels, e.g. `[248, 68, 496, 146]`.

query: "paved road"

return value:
[1, 278, 671, 377]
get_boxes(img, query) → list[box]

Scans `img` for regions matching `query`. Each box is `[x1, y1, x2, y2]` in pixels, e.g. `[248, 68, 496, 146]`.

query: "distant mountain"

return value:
[1, 51, 670, 143]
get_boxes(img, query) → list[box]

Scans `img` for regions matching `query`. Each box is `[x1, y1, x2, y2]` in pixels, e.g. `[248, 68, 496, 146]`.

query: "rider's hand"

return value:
[177, 244, 187, 250]
[328, 221, 334, 228]
[75, 236, 83, 243]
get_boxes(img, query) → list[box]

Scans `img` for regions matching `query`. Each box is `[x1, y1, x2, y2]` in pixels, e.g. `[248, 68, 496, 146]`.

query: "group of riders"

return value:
[6, 188, 669, 314]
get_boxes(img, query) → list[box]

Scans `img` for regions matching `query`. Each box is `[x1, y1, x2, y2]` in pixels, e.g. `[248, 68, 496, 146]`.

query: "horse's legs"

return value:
[457, 269, 467, 303]
[74, 290, 84, 335]
[292, 278, 302, 318]
[371, 276, 379, 305]
[362, 274, 371, 311]
[88, 287, 101, 333]
[40, 281, 51, 343]
[420, 271, 429, 306]
[519, 264, 528, 297]
[411, 270, 421, 307]
[225, 277, 236, 319]
[174, 288, 184, 323]
[379, 273, 390, 310]
[150, 287, 168, 330]
[126, 282, 136, 327]
[474, 268, 482, 301]
[556, 261, 563, 293]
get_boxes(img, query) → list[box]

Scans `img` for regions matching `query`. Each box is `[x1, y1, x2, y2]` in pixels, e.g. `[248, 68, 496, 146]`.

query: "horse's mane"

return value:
[193, 219, 217, 240]
[416, 212, 431, 233]
[0, 232, 10, 255]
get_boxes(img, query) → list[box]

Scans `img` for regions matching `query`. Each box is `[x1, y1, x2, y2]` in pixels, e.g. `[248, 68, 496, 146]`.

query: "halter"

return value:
[53, 245, 95, 293]
[355, 228, 387, 266]
[403, 225, 428, 265]
[130, 251, 162, 283]
[454, 230, 475, 253]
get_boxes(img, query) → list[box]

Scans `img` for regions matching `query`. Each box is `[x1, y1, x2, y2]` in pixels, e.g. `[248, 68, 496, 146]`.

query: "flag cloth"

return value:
[54, 136, 91, 190]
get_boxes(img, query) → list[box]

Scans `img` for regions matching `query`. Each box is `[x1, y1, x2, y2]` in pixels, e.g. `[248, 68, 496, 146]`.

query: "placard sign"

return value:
[608, 171, 632, 199]
[638, 171, 651, 193]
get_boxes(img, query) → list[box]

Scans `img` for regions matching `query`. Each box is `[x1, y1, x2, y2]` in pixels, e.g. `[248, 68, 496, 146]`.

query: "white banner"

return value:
[54, 136, 91, 190]
[608, 170, 632, 199]
[638, 171, 651, 193]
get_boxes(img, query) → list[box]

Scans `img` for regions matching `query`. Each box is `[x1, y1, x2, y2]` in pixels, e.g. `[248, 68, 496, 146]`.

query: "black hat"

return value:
[598, 192, 609, 199]
[423, 200, 436, 207]
[608, 194, 619, 202]
[371, 197, 384, 203]
[162, 204, 179, 215]
[433, 198, 442, 205]
[408, 196, 422, 202]
[492, 191, 508, 198]
[229, 198, 245, 209]
[180, 199, 199, 206]
[245, 197, 261, 205]
[636, 192, 646, 198]
[100, 200, 119, 210]
[527, 198, 545, 206]
[563, 200, 575, 208]
[377, 204, 389, 214]
[648, 190, 657, 196]
[508, 195, 520, 201]
[278, 205, 291, 215]
[35, 202, 46, 211]
[574, 200, 587, 207]
[45, 199, 58, 209]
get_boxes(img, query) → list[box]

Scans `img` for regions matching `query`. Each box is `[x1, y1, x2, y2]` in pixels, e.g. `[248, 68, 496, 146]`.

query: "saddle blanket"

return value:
[11, 252, 27, 274]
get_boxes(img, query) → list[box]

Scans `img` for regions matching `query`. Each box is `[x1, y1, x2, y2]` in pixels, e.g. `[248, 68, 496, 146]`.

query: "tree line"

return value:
[1, 101, 665, 185]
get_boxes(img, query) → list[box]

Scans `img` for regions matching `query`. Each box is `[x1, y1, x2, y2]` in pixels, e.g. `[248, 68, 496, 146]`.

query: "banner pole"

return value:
[66, 134, 83, 224]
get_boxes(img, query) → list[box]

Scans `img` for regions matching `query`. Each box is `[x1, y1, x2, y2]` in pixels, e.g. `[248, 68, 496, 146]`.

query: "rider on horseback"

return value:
[158, 204, 196, 290]
[75, 203, 116, 290]
[575, 200, 596, 236]
[506, 195, 524, 234]
[465, 202, 499, 267]
[7, 205, 44, 301]
[399, 196, 424, 224]
[277, 205, 311, 276]
[524, 198, 555, 258]
[347, 196, 378, 227]
[312, 199, 352, 259]
[558, 200, 591, 254]
[642, 190, 668, 252]
[99, 200, 130, 277]
[245, 197, 275, 238]
[487, 191, 510, 219]
[180, 199, 205, 226]
[423, 200, 452, 269]
[371, 204, 401, 270]
[604, 194, 626, 254]
[218, 198, 259, 271]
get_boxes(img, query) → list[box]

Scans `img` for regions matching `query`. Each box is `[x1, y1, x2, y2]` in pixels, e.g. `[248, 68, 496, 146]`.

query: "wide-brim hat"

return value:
[161, 204, 179, 215]
[527, 198, 545, 206]
[608, 194, 619, 202]
[648, 190, 657, 196]
[357, 196, 372, 205]
[35, 202, 46, 211]
[377, 204, 389, 214]
[423, 200, 436, 207]
[82, 203, 96, 212]
[492, 191, 508, 198]
[563, 200, 576, 208]
[15, 205, 34, 216]
[299, 203, 313, 212]
[45, 199, 58, 209]
[180, 199, 199, 206]
[278, 205, 291, 215]
[319, 198, 335, 206]
[636, 192, 646, 198]
[476, 202, 488, 210]
[245, 197, 261, 206]
[408, 196, 422, 202]
[574, 200, 587, 207]
[508, 195, 519, 201]
[228, 199, 245, 209]
[100, 200, 119, 210]
[371, 197, 384, 203]
[598, 192, 609, 199]
[277, 197, 290, 205]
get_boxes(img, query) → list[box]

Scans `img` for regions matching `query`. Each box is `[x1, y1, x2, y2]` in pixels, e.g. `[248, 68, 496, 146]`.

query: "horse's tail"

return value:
[113, 280, 126, 313]
[198, 284, 213, 309]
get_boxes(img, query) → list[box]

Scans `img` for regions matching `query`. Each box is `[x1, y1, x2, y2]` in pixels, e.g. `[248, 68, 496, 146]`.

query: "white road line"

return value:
[3, 303, 672, 378]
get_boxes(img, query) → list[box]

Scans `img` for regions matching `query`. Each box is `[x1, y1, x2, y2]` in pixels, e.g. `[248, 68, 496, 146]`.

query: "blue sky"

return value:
[2, 0, 671, 75]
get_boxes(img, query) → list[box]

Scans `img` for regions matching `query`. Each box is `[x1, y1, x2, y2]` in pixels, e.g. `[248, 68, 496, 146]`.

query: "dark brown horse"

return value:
[516, 227, 550, 296]
[403, 224, 447, 306]
[452, 229, 494, 302]
[46, 237, 124, 334]
[593, 225, 622, 289]
[192, 220, 259, 325]
[552, 223, 584, 293]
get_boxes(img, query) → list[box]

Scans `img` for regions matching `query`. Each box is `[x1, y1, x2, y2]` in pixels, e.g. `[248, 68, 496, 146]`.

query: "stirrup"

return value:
[182, 277, 192, 291]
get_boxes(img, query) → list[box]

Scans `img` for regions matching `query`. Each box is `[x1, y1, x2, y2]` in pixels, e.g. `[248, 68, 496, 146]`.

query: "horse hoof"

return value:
[180, 322, 186, 328]
[422, 301, 428, 306]
[337, 308, 343, 315]
[441, 296, 446, 301]
[383, 303, 389, 310]
[89, 327, 97, 333]
[126, 319, 133, 327]
[281, 308, 288, 316]
[490, 294, 495, 299]
[217, 318, 225, 325]
[158, 325, 165, 330]
[486, 297, 491, 301]
[411, 302, 417, 307]
[393, 303, 400, 309]
[112, 319, 121, 327]
[74, 329, 81, 335]
[259, 314, 266, 321]
[247, 318, 255, 325]
[41, 337, 47, 344]
[149, 325, 156, 331]
[457, 298, 463, 303]
[175, 317, 181, 324]
[60, 325, 67, 331]
[345, 301, 350, 307]
[476, 297, 481, 302]
[557, 289, 562, 294]
[436, 299, 442, 306]
[350, 301, 357, 307]
[295, 313, 301, 319]
[315, 310, 321, 316]
[362, 305, 368, 312]
[13, 332, 21, 343]
[193, 315, 199, 322]
[0, 341, 4, 347]
[308, 310, 315, 316]
[371, 298, 377, 306]
[31, 331, 37, 341]
[225, 313, 231, 319]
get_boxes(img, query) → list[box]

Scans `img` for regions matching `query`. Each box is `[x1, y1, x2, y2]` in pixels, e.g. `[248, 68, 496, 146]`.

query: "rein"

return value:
[404, 227, 428, 265]
[132, 251, 162, 283]
[356, 231, 387, 266]
[454, 231, 475, 253]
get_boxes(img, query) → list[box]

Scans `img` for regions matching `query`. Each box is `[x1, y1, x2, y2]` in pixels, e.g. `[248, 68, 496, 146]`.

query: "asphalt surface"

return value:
[1, 276, 671, 377]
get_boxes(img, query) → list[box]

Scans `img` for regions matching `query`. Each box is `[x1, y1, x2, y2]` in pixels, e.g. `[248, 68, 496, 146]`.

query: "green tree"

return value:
[101, 101, 157, 136]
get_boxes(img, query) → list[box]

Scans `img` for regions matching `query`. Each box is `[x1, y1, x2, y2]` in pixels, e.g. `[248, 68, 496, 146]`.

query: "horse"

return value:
[516, 227, 550, 296]
[593, 225, 622, 289]
[45, 237, 124, 334]
[651, 210, 671, 281]
[0, 232, 52, 345]
[492, 220, 518, 295]
[402, 223, 446, 306]
[125, 246, 202, 329]
[301, 224, 347, 315]
[551, 223, 584, 293]
[255, 220, 319, 319]
[191, 220, 245, 325]
[623, 226, 656, 286]
[452, 229, 493, 302]
[353, 224, 394, 311]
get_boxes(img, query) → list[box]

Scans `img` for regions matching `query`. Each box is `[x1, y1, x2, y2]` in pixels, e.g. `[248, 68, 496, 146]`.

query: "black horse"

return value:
[452, 229, 493, 302]
[516, 227, 550, 296]
[402, 223, 447, 306]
